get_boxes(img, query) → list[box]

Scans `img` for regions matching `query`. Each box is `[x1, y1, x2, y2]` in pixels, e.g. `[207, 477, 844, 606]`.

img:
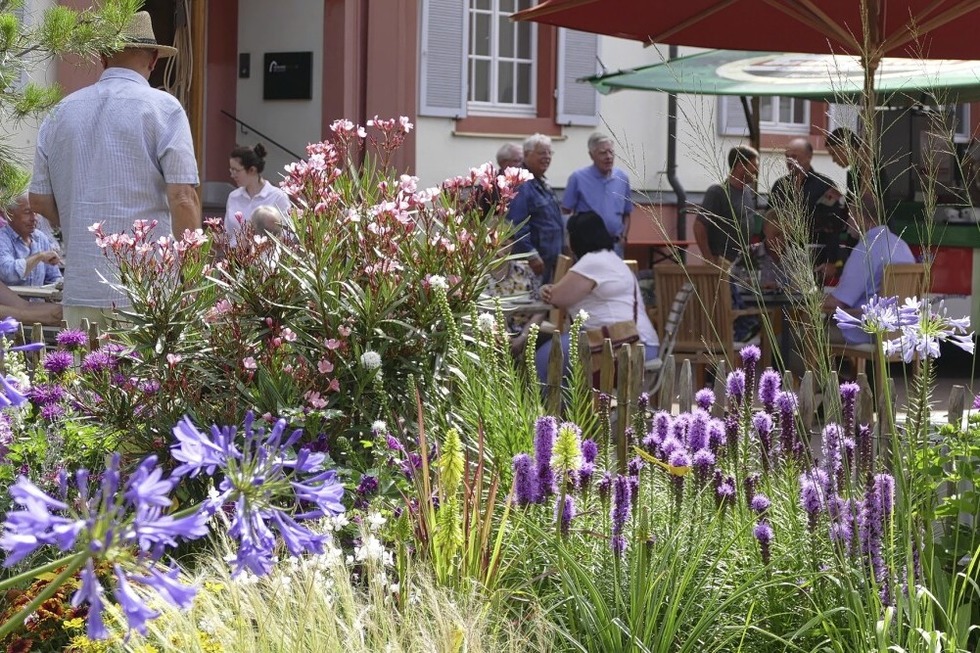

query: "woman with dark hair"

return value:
[535, 211, 659, 382]
[225, 143, 291, 245]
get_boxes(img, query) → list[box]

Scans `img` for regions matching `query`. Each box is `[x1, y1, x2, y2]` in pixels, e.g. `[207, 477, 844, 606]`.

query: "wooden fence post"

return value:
[657, 354, 675, 412]
[678, 359, 693, 413]
[545, 332, 564, 416]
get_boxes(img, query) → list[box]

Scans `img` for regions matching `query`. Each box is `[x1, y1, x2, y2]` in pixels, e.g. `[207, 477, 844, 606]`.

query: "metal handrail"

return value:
[220, 110, 304, 161]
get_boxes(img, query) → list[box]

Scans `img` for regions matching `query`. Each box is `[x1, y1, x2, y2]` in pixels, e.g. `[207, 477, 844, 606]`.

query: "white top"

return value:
[569, 250, 659, 350]
[31, 67, 199, 307]
[224, 180, 291, 245]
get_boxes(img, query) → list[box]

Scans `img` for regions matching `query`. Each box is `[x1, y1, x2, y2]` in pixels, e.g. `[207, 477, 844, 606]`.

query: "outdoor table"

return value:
[9, 284, 62, 302]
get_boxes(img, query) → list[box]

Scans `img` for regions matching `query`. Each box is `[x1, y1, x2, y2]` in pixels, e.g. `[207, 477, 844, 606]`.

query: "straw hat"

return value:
[119, 11, 177, 58]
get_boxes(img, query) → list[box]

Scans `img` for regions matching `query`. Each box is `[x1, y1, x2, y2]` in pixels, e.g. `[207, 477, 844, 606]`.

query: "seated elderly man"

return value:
[822, 193, 915, 344]
[250, 205, 285, 238]
[0, 193, 62, 288]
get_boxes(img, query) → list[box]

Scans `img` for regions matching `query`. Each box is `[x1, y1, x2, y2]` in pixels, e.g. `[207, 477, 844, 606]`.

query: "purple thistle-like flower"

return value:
[29, 382, 66, 407]
[534, 416, 557, 500]
[726, 370, 746, 405]
[40, 403, 66, 421]
[356, 475, 378, 496]
[758, 370, 781, 412]
[581, 438, 599, 464]
[555, 495, 575, 536]
[42, 350, 74, 376]
[694, 388, 715, 411]
[386, 434, 403, 451]
[512, 454, 537, 506]
[56, 329, 88, 350]
[750, 493, 771, 515]
[80, 350, 115, 374]
[687, 409, 710, 451]
[610, 475, 631, 556]
[753, 521, 774, 565]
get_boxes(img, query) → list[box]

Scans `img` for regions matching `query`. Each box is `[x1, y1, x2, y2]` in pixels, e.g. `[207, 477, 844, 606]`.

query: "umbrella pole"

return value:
[666, 46, 687, 253]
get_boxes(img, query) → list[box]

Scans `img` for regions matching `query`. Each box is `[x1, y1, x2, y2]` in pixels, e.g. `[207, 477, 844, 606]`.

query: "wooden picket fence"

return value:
[542, 331, 972, 473]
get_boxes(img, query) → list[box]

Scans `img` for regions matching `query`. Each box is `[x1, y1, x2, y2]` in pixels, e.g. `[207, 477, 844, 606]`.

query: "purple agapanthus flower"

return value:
[55, 329, 89, 351]
[171, 413, 344, 575]
[882, 298, 974, 362]
[0, 316, 20, 335]
[0, 375, 27, 409]
[834, 294, 917, 336]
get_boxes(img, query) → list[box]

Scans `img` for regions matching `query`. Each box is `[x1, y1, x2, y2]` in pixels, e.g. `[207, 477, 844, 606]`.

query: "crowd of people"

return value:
[1, 12, 914, 381]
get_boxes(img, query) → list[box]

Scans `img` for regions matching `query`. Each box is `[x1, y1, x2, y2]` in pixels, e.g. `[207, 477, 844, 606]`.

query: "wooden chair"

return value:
[540, 254, 573, 335]
[654, 264, 764, 387]
[643, 277, 694, 395]
[829, 263, 928, 377]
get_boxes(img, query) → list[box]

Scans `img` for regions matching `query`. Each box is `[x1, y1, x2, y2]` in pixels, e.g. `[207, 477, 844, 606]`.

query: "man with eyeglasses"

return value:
[561, 133, 632, 258]
[506, 134, 565, 283]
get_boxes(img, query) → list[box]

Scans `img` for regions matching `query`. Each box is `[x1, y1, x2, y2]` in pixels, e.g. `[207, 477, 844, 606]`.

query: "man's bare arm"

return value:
[29, 193, 60, 230]
[167, 183, 202, 238]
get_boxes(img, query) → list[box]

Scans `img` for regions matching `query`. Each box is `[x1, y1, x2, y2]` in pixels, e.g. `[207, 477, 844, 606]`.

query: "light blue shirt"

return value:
[31, 67, 199, 307]
[832, 225, 915, 344]
[0, 226, 62, 287]
[561, 166, 632, 239]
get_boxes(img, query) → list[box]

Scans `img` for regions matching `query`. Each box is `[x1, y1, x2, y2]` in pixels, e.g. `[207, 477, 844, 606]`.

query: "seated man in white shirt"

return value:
[0, 193, 62, 288]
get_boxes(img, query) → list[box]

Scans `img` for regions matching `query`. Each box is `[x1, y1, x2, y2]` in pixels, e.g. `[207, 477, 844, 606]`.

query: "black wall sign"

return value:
[263, 52, 313, 100]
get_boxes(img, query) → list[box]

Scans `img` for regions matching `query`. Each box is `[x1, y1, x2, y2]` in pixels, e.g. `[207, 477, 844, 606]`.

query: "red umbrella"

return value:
[513, 1, 980, 61]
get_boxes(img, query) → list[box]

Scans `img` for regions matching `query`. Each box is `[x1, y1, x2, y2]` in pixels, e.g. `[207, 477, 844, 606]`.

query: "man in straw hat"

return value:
[29, 11, 200, 329]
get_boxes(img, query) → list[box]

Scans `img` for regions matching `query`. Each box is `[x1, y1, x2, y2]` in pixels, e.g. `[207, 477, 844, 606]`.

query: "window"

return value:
[419, 0, 599, 126]
[719, 96, 810, 136]
[827, 103, 860, 133]
[467, 0, 536, 115]
[952, 104, 971, 143]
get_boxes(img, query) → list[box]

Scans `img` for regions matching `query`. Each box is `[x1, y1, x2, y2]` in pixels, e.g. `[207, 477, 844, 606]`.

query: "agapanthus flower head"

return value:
[694, 388, 715, 410]
[0, 316, 19, 334]
[0, 375, 27, 408]
[834, 294, 917, 336]
[55, 328, 89, 350]
[42, 350, 74, 376]
[882, 298, 975, 362]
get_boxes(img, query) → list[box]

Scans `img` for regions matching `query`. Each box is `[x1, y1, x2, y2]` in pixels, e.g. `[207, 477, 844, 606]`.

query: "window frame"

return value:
[466, 0, 538, 117]
[718, 96, 811, 137]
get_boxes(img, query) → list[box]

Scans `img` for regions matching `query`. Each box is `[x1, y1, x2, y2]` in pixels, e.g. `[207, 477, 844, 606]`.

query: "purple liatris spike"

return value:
[776, 390, 798, 459]
[581, 438, 599, 464]
[726, 370, 746, 406]
[659, 436, 683, 461]
[555, 495, 575, 537]
[750, 493, 771, 515]
[799, 469, 827, 531]
[714, 472, 736, 509]
[753, 520, 774, 565]
[597, 471, 612, 502]
[974, 394, 980, 410]
[708, 418, 726, 452]
[694, 388, 715, 411]
[512, 454, 537, 506]
[840, 382, 860, 435]
[752, 411, 775, 471]
[578, 462, 594, 492]
[534, 416, 557, 500]
[627, 456, 644, 477]
[856, 423, 873, 480]
[668, 449, 691, 509]
[758, 370, 781, 412]
[691, 449, 715, 484]
[740, 345, 762, 395]
[610, 475, 631, 556]
[821, 423, 844, 491]
[687, 409, 710, 451]
[827, 495, 853, 549]
[637, 392, 649, 412]
[744, 473, 760, 505]
[652, 410, 672, 445]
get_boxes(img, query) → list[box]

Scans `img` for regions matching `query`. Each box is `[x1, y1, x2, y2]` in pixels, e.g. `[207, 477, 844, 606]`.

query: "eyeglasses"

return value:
[229, 166, 245, 174]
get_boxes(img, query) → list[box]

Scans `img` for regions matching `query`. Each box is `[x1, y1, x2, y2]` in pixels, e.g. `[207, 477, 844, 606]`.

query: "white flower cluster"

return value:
[476, 312, 497, 332]
[429, 275, 448, 291]
[360, 350, 382, 370]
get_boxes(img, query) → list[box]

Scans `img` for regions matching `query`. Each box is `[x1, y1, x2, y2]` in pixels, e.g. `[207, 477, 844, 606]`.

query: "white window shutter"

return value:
[556, 29, 599, 126]
[718, 96, 749, 136]
[419, 0, 467, 118]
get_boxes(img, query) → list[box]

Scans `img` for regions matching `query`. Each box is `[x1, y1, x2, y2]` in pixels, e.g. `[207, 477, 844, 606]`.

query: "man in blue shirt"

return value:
[506, 134, 564, 283]
[561, 133, 632, 257]
[0, 193, 62, 288]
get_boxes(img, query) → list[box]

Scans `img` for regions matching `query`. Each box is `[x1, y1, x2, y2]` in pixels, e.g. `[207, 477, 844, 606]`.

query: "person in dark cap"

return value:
[30, 11, 200, 328]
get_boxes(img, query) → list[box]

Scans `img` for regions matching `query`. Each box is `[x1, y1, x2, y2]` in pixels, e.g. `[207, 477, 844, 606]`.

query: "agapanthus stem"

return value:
[0, 553, 87, 640]
[0, 552, 80, 592]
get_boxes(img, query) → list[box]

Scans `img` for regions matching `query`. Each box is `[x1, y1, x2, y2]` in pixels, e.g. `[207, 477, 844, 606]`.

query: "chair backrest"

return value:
[548, 254, 573, 331]
[882, 263, 927, 302]
[655, 264, 735, 358]
[657, 279, 695, 361]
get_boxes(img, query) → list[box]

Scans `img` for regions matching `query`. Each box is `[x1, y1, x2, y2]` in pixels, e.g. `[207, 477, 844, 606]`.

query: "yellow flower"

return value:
[199, 631, 225, 652]
[68, 634, 112, 652]
[62, 617, 86, 632]
[203, 580, 226, 594]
